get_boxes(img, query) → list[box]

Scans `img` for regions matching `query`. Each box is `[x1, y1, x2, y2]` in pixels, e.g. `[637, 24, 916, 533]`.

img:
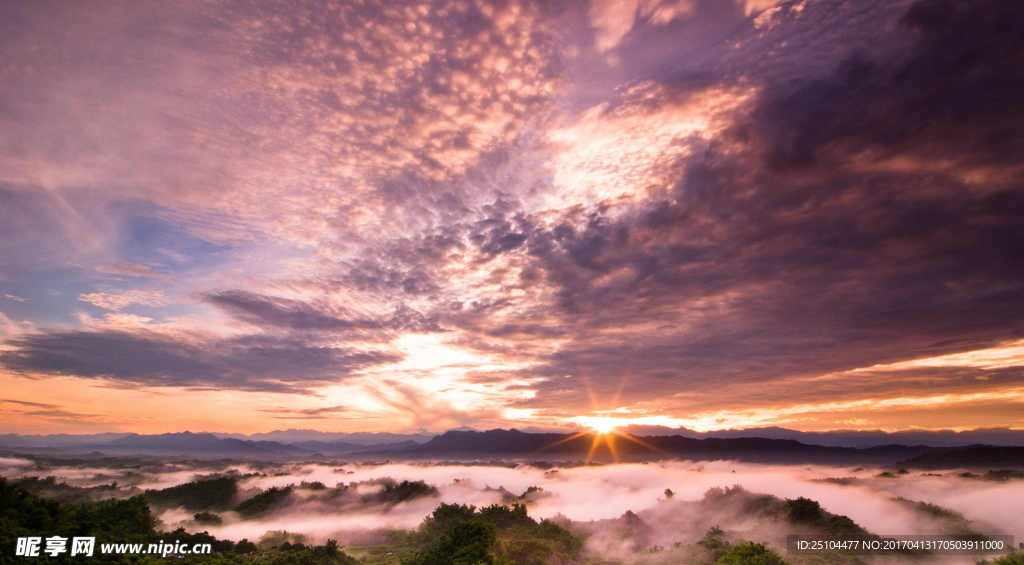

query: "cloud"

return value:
[0, 312, 23, 339]
[0, 329, 402, 393]
[259, 405, 358, 419]
[0, 398, 62, 409]
[95, 263, 167, 279]
[478, 0, 1024, 417]
[1, 0, 1023, 430]
[0, 397, 119, 424]
[0, 184, 111, 276]
[856, 340, 1024, 372]
[261, 405, 344, 415]
[741, 0, 785, 16]
[204, 290, 439, 334]
[17, 460, 1024, 547]
[79, 289, 170, 311]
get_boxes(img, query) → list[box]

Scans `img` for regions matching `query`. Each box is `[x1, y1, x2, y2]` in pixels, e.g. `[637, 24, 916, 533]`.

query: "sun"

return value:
[539, 416, 665, 463]
[581, 417, 620, 435]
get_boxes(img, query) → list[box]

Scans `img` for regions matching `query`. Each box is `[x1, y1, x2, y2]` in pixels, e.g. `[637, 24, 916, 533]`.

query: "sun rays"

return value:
[539, 373, 666, 463]
[534, 426, 666, 464]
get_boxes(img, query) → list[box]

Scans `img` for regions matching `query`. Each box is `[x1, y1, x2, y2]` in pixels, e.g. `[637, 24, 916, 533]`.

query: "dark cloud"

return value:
[0, 330, 401, 393]
[754, 0, 1024, 173]
[0, 398, 61, 409]
[204, 290, 441, 333]
[473, 215, 532, 258]
[331, 230, 464, 297]
[439, 0, 1024, 406]
[0, 397, 122, 423]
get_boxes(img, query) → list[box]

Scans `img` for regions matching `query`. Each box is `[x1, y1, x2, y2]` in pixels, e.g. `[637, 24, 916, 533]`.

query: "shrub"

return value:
[716, 542, 788, 565]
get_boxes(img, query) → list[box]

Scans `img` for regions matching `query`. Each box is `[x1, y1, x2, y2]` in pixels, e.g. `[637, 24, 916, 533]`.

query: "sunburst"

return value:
[536, 373, 668, 462]
[535, 424, 665, 464]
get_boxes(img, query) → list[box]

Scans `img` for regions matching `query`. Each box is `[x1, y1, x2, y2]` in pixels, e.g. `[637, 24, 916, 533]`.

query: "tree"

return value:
[716, 542, 788, 565]
[235, 486, 293, 518]
[405, 520, 498, 565]
[977, 553, 1024, 565]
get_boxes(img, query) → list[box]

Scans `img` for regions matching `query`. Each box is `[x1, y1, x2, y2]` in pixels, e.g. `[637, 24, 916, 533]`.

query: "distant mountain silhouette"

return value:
[6, 426, 1024, 451]
[106, 431, 222, 448]
[295, 439, 420, 455]
[351, 429, 972, 466]
[0, 432, 131, 447]
[620, 425, 1024, 448]
[4, 428, 1024, 467]
[216, 429, 435, 445]
[895, 446, 1024, 470]
[100, 431, 318, 457]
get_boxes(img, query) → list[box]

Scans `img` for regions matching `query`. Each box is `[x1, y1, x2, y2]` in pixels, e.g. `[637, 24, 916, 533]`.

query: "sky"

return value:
[0, 0, 1022, 435]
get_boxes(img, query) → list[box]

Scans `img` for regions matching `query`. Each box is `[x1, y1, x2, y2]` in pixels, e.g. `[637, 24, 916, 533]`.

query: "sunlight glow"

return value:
[573, 416, 622, 435]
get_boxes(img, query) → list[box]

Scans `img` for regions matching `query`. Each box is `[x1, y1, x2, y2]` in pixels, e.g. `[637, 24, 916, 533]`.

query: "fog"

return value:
[5, 457, 1022, 563]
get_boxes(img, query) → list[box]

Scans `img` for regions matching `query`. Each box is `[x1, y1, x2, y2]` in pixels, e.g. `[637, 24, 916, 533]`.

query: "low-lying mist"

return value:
[3, 456, 1022, 564]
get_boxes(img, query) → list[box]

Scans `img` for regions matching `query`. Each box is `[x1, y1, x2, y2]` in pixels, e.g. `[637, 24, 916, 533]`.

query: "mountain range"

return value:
[616, 425, 1024, 448]
[0, 431, 410, 459]
[5, 426, 1024, 450]
[2, 428, 1024, 468]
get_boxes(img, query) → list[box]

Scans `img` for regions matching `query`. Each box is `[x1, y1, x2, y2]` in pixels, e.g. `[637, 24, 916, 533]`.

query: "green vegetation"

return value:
[679, 487, 868, 565]
[521, 486, 544, 498]
[76, 496, 158, 539]
[716, 542, 787, 565]
[145, 477, 238, 511]
[194, 511, 224, 525]
[1, 476, 212, 563]
[982, 470, 1024, 481]
[701, 486, 788, 519]
[405, 520, 497, 565]
[691, 526, 797, 565]
[697, 526, 731, 562]
[236, 486, 293, 518]
[492, 485, 546, 504]
[814, 477, 857, 485]
[257, 531, 310, 551]
[400, 502, 583, 565]
[891, 497, 967, 521]
[786, 497, 867, 538]
[0, 478, 359, 564]
[8, 466, 970, 565]
[13, 475, 128, 505]
[889, 496, 992, 542]
[375, 480, 439, 504]
[978, 552, 1024, 565]
[245, 539, 359, 565]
